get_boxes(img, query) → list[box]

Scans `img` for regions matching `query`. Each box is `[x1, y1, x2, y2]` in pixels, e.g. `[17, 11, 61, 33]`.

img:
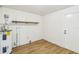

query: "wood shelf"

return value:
[12, 21, 39, 24]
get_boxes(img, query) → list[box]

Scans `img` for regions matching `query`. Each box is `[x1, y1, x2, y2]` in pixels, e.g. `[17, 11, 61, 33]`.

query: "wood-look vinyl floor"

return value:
[12, 39, 77, 54]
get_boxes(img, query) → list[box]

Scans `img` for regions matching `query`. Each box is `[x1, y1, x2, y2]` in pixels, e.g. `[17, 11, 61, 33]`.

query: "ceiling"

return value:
[2, 5, 73, 15]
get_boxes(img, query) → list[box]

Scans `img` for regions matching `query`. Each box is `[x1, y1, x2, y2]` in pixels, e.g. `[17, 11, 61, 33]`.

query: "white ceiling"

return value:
[2, 5, 73, 15]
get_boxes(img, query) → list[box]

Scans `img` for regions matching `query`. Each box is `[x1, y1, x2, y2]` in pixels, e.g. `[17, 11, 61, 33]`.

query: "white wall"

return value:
[43, 6, 79, 53]
[0, 7, 43, 47]
[43, 11, 64, 47]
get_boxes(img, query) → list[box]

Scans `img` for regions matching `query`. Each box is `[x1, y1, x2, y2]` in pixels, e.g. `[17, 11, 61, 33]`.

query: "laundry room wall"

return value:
[43, 6, 79, 53]
[43, 10, 65, 47]
[0, 7, 43, 47]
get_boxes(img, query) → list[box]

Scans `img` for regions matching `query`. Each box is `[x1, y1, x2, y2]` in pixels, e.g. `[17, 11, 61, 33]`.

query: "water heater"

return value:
[0, 14, 12, 54]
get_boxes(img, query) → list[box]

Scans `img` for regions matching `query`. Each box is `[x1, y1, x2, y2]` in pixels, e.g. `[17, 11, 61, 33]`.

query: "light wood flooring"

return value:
[12, 39, 77, 54]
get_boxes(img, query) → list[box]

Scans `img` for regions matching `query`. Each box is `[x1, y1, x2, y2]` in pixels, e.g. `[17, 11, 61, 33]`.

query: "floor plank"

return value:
[12, 39, 77, 54]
